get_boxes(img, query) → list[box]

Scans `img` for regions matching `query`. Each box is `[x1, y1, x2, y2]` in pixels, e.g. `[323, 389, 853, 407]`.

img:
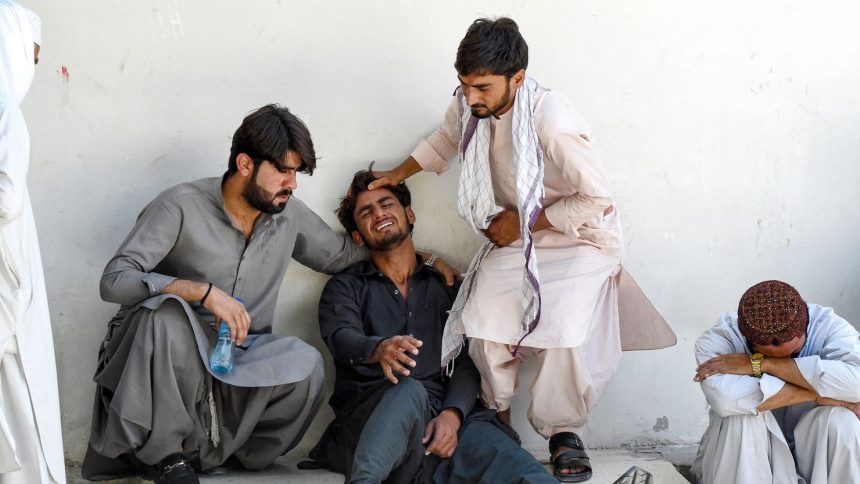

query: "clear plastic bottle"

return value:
[209, 297, 244, 375]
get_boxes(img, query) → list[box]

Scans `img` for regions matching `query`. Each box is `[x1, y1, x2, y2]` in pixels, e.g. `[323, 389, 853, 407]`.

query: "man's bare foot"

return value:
[551, 446, 588, 475]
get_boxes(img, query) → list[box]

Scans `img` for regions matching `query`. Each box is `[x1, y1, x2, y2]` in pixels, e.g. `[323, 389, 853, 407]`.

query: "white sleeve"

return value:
[795, 311, 860, 402]
[0, 106, 29, 223]
[410, 97, 460, 174]
[695, 316, 785, 416]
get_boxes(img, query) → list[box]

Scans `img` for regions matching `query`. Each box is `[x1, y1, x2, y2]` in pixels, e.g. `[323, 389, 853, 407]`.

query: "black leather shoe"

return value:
[155, 453, 199, 484]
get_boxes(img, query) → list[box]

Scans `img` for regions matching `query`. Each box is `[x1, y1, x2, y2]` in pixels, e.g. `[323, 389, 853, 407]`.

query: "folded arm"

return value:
[540, 126, 614, 238]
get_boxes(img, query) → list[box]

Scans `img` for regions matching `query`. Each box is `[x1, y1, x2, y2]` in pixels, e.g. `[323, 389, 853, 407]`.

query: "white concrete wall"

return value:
[20, 0, 860, 462]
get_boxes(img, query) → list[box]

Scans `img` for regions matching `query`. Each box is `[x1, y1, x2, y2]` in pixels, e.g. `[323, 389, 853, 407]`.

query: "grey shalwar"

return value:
[307, 259, 554, 484]
[82, 177, 365, 479]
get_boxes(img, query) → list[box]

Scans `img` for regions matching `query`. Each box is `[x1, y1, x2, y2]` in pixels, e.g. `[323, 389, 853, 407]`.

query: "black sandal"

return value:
[549, 432, 592, 482]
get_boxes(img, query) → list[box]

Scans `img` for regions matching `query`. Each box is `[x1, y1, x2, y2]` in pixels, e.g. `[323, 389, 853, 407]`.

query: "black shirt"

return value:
[318, 256, 479, 419]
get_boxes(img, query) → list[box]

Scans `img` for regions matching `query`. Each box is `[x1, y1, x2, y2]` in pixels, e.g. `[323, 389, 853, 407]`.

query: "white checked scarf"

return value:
[441, 77, 546, 372]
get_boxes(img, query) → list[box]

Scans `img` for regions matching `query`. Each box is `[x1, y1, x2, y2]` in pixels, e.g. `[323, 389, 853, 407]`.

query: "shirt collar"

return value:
[213, 175, 275, 231]
[352, 254, 433, 278]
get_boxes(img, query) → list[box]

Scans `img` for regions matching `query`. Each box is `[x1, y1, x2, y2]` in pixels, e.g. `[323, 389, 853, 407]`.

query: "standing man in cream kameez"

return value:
[372, 17, 673, 483]
[0, 2, 65, 483]
[693, 280, 860, 484]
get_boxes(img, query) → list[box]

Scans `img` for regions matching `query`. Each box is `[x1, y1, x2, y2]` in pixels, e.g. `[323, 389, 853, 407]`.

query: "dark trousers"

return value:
[349, 378, 430, 484]
[311, 378, 554, 484]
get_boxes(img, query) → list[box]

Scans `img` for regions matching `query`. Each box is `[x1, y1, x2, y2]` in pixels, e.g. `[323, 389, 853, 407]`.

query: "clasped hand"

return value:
[203, 286, 251, 345]
[482, 209, 520, 247]
[694, 353, 754, 382]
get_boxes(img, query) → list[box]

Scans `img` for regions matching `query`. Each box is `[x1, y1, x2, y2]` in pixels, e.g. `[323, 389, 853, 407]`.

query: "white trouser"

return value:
[693, 406, 860, 484]
[468, 335, 622, 439]
[0, 346, 56, 484]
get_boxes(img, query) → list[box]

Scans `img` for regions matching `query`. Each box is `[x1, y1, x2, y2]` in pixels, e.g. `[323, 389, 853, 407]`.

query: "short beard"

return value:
[470, 81, 512, 119]
[363, 228, 411, 252]
[242, 165, 292, 214]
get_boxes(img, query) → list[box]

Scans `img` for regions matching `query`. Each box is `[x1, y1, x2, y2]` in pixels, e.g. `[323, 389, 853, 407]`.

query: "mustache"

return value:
[470, 104, 488, 110]
[276, 189, 293, 198]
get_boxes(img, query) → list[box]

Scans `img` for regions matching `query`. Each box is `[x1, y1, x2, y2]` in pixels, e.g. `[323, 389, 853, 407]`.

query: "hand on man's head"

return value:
[367, 170, 402, 191]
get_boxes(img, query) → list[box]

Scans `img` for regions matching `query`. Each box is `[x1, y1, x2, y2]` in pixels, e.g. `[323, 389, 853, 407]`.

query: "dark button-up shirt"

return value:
[318, 257, 479, 419]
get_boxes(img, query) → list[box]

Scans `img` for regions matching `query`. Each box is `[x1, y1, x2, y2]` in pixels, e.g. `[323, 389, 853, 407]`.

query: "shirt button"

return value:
[394, 290, 399, 295]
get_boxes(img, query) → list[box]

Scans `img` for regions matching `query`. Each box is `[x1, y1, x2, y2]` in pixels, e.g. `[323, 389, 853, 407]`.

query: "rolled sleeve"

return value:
[141, 273, 177, 297]
[411, 139, 451, 174]
[543, 194, 612, 237]
[410, 97, 461, 175]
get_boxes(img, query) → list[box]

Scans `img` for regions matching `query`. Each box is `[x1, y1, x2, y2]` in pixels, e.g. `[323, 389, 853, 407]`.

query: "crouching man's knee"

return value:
[794, 405, 860, 482]
[694, 412, 778, 484]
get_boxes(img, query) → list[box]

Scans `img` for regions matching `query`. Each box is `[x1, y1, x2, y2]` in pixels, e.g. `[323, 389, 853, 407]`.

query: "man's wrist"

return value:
[440, 407, 463, 425]
[750, 353, 765, 377]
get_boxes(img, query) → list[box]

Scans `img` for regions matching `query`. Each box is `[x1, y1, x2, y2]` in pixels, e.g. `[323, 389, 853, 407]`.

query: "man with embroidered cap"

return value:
[0, 2, 65, 483]
[370, 16, 674, 482]
[693, 280, 860, 484]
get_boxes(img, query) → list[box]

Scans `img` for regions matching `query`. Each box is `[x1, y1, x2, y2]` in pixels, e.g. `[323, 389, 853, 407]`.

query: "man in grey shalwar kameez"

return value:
[692, 280, 860, 484]
[81, 105, 367, 483]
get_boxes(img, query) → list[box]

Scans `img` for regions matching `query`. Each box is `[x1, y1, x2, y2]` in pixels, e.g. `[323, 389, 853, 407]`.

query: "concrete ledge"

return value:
[66, 447, 694, 483]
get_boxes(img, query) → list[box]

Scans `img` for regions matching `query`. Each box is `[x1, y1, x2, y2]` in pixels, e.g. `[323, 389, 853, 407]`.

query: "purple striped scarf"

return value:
[441, 77, 546, 371]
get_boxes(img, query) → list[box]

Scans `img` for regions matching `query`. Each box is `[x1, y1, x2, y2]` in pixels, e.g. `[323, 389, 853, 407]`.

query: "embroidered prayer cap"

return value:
[737, 280, 808, 346]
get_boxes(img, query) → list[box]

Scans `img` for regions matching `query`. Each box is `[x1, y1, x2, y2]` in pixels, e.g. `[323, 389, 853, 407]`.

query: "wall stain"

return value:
[653, 416, 669, 432]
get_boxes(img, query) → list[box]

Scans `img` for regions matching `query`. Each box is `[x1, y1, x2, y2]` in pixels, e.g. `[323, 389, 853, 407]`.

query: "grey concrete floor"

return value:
[66, 446, 696, 483]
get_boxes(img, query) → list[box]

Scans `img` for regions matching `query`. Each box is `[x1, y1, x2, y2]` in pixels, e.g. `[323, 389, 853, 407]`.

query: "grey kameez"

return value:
[82, 177, 365, 477]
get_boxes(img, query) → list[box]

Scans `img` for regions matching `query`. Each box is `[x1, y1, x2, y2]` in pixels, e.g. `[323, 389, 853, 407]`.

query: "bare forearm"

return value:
[394, 157, 423, 182]
[757, 382, 817, 412]
[163, 279, 210, 304]
[533, 209, 555, 232]
[761, 357, 814, 391]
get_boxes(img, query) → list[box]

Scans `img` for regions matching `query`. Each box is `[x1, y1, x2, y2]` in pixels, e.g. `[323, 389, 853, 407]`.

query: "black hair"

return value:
[454, 17, 528, 78]
[336, 163, 412, 234]
[227, 104, 317, 176]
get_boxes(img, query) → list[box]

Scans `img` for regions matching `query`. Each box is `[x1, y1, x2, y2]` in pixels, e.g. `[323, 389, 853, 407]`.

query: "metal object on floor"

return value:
[613, 465, 653, 484]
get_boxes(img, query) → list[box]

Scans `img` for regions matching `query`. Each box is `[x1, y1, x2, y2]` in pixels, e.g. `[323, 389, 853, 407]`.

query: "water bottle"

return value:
[209, 297, 244, 375]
